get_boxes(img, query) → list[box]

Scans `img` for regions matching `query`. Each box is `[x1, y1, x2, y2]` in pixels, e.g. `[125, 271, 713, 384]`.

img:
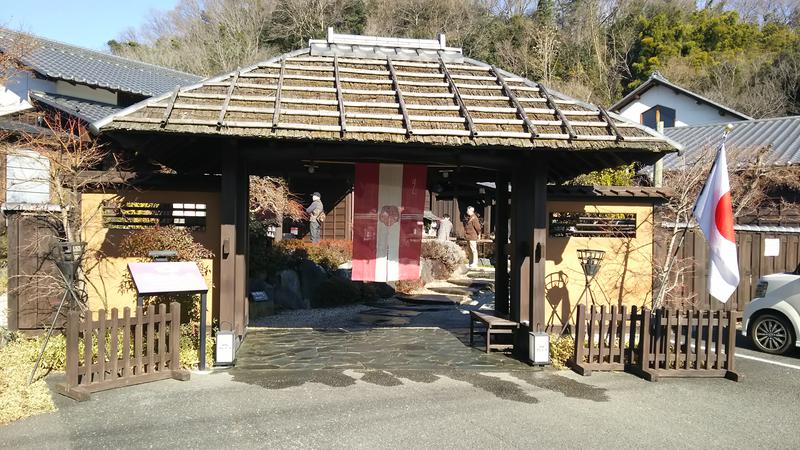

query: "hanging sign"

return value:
[352, 163, 427, 282]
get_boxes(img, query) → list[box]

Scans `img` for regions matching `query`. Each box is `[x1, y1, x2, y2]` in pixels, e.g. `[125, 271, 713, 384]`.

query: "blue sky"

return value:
[2, 0, 180, 50]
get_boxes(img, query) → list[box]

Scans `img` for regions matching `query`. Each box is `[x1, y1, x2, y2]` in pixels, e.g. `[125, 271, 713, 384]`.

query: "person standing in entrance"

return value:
[306, 192, 324, 243]
[464, 206, 481, 268]
[437, 214, 453, 241]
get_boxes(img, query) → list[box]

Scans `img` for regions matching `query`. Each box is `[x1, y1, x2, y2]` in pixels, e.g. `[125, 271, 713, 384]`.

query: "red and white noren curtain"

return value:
[352, 163, 427, 282]
[693, 143, 740, 302]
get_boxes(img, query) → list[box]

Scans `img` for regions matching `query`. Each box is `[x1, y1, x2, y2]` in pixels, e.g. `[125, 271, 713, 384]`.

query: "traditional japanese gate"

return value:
[91, 29, 678, 355]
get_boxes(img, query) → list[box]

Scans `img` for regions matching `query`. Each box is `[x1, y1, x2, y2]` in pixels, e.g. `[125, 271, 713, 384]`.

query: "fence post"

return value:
[98, 309, 106, 383]
[725, 311, 741, 381]
[572, 305, 586, 370]
[170, 302, 181, 371]
[65, 311, 79, 387]
[159, 303, 167, 372]
[637, 308, 653, 380]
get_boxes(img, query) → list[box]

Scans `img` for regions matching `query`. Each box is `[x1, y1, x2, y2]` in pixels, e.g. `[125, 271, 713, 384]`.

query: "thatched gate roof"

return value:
[93, 30, 679, 154]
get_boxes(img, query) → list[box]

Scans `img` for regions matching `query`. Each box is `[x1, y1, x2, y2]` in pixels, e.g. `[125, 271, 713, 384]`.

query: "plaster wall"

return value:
[617, 85, 743, 128]
[545, 200, 655, 327]
[81, 190, 220, 323]
[0, 70, 118, 117]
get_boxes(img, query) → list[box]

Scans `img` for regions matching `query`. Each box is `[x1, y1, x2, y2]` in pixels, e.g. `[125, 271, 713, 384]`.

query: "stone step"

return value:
[447, 278, 495, 291]
[396, 293, 466, 306]
[427, 285, 477, 296]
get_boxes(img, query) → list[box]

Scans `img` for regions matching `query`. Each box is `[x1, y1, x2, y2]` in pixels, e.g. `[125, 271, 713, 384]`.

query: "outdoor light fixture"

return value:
[215, 329, 236, 366]
[577, 249, 605, 277]
[266, 224, 276, 238]
[529, 331, 550, 366]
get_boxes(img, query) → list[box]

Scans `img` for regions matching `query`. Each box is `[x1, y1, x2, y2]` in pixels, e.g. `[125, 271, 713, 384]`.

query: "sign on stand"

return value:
[128, 262, 210, 370]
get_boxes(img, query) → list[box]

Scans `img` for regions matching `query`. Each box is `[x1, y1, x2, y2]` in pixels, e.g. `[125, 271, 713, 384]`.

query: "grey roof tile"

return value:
[664, 116, 800, 169]
[0, 28, 202, 96]
[28, 91, 122, 122]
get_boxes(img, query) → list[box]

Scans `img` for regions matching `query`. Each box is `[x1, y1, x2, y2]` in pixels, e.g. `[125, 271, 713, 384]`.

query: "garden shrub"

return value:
[119, 226, 214, 323]
[421, 240, 466, 280]
[252, 239, 353, 279]
[549, 334, 575, 370]
[395, 278, 425, 295]
[311, 277, 361, 307]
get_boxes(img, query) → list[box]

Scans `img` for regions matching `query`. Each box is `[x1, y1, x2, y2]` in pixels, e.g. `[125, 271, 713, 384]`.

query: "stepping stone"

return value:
[447, 278, 495, 291]
[359, 308, 421, 317]
[396, 293, 465, 305]
[427, 285, 477, 296]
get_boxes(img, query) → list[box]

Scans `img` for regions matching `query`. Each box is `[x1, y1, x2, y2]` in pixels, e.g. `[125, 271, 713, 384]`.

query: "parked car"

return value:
[742, 264, 800, 355]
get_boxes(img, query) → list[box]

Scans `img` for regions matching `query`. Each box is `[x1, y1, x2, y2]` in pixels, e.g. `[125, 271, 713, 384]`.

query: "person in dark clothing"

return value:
[306, 192, 324, 243]
[464, 206, 482, 268]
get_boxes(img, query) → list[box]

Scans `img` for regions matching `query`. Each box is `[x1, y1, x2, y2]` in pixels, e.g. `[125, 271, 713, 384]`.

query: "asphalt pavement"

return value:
[1, 342, 799, 449]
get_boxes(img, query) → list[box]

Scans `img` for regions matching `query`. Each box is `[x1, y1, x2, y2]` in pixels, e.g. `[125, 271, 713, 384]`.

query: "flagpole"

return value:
[654, 124, 733, 309]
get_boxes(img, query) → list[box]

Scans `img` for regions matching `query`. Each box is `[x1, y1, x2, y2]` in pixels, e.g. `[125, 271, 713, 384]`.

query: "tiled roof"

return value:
[29, 91, 122, 123]
[547, 185, 672, 200]
[663, 116, 800, 169]
[0, 28, 202, 96]
[94, 31, 679, 155]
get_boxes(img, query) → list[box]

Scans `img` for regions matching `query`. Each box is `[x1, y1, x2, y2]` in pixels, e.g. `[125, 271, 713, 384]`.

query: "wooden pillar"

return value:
[494, 171, 509, 316]
[510, 165, 533, 325]
[531, 160, 548, 331]
[234, 161, 249, 336]
[219, 143, 239, 336]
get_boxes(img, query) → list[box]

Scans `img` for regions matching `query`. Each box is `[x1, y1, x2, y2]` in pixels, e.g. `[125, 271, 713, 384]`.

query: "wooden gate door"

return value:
[7, 213, 61, 330]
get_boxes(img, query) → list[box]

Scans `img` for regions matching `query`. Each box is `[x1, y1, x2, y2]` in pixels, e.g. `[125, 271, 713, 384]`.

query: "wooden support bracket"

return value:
[387, 57, 412, 136]
[217, 69, 240, 129]
[439, 56, 476, 138]
[491, 65, 537, 141]
[598, 107, 624, 141]
[538, 84, 577, 139]
[160, 86, 180, 128]
[272, 58, 286, 129]
[333, 55, 347, 135]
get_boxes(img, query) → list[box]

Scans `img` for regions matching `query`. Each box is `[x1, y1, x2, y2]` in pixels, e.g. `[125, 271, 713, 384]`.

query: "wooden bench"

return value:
[469, 311, 518, 353]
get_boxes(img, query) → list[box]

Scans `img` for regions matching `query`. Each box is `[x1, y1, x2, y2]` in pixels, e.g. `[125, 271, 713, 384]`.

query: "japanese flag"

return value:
[693, 144, 740, 302]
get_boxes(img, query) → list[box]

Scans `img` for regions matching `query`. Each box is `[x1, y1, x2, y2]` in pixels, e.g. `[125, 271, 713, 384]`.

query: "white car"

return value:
[742, 265, 800, 355]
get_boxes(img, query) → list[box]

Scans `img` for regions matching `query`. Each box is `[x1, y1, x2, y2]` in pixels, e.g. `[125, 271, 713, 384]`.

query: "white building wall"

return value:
[617, 85, 743, 128]
[1, 70, 117, 117]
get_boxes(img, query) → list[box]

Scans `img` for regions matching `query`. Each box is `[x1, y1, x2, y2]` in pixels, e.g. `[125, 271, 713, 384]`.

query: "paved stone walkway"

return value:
[235, 327, 528, 371]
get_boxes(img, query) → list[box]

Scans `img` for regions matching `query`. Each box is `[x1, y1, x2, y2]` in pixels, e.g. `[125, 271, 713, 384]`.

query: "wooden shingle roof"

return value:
[93, 31, 679, 153]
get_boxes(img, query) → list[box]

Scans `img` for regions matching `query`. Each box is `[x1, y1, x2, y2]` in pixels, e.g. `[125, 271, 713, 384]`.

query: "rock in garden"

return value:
[274, 269, 307, 309]
[298, 259, 328, 305]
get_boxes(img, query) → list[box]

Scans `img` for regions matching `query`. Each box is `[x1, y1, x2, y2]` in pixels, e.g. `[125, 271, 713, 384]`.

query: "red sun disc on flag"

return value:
[715, 192, 735, 242]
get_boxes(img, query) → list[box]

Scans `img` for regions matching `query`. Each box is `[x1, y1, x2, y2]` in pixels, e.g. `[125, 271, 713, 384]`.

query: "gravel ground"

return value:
[250, 299, 395, 328]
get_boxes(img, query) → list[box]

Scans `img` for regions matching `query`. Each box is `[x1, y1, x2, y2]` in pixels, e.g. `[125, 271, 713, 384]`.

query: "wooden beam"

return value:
[494, 171, 510, 316]
[598, 107, 624, 141]
[333, 55, 346, 135]
[538, 84, 577, 139]
[531, 160, 547, 332]
[387, 58, 412, 136]
[491, 66, 537, 140]
[160, 86, 180, 128]
[439, 56, 476, 138]
[217, 70, 240, 129]
[272, 58, 286, 129]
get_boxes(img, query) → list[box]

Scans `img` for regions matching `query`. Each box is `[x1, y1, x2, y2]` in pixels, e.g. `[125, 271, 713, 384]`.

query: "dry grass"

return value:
[549, 334, 575, 370]
[0, 332, 65, 425]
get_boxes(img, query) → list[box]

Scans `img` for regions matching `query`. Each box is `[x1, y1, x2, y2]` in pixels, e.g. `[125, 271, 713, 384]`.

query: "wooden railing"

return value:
[569, 305, 740, 382]
[571, 305, 641, 376]
[56, 302, 190, 401]
[637, 308, 740, 381]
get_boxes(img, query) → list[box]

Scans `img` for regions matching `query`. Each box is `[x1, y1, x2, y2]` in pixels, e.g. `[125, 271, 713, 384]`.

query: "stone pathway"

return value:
[235, 327, 527, 371]
[238, 268, 528, 372]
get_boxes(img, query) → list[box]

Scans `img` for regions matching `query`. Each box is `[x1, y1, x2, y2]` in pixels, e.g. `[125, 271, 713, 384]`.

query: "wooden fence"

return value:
[56, 302, 190, 401]
[637, 308, 739, 382]
[654, 228, 800, 311]
[571, 305, 640, 376]
[569, 305, 740, 381]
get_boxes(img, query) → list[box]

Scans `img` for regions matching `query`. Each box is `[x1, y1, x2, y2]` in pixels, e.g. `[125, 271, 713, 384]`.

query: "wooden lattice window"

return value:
[549, 212, 637, 238]
[102, 201, 207, 230]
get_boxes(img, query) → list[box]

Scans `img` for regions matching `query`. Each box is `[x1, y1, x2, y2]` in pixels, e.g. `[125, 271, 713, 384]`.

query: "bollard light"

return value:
[215, 330, 236, 366]
[529, 331, 550, 366]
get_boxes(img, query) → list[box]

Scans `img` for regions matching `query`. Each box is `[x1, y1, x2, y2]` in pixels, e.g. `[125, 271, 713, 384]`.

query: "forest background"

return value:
[106, 0, 800, 119]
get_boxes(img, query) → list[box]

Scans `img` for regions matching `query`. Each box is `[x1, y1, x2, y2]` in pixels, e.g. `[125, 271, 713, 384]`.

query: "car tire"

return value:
[750, 313, 795, 355]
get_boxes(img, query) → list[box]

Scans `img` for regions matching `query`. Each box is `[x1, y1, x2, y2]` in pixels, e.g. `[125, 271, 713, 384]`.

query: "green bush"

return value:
[179, 323, 215, 370]
[311, 277, 362, 308]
